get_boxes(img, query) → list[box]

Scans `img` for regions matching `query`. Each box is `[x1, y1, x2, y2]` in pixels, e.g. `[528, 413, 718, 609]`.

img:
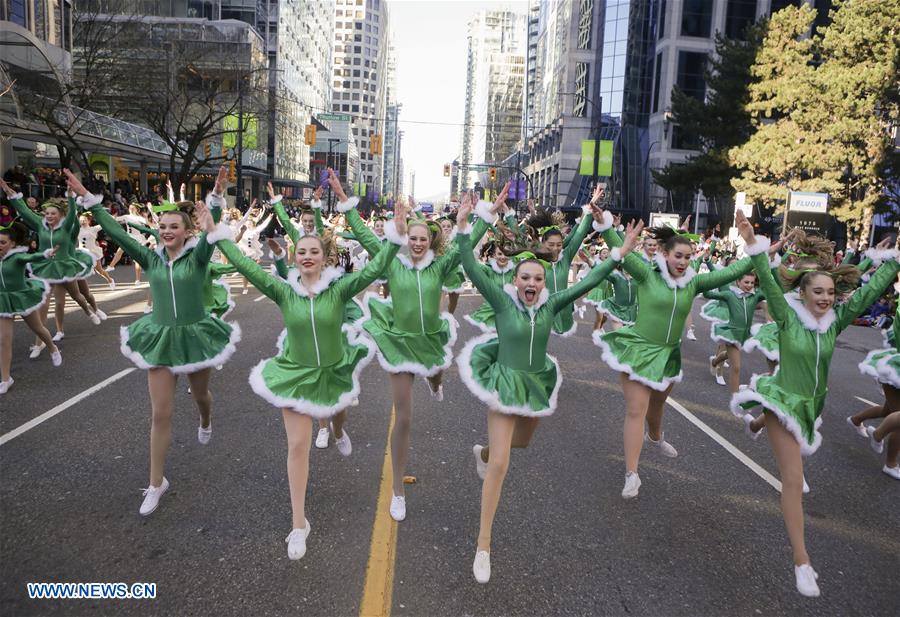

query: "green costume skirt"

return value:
[551, 306, 578, 337]
[858, 346, 900, 390]
[700, 299, 729, 324]
[742, 322, 779, 362]
[120, 315, 241, 374]
[594, 327, 682, 391]
[731, 373, 825, 456]
[594, 298, 636, 325]
[358, 292, 457, 377]
[28, 249, 95, 283]
[458, 332, 561, 417]
[582, 280, 612, 308]
[207, 279, 235, 320]
[250, 325, 375, 418]
[0, 279, 50, 318]
[343, 298, 364, 326]
[710, 323, 752, 346]
[442, 266, 466, 294]
[463, 302, 497, 333]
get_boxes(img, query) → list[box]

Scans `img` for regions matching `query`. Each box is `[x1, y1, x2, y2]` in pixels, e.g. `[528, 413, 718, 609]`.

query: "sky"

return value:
[388, 0, 528, 202]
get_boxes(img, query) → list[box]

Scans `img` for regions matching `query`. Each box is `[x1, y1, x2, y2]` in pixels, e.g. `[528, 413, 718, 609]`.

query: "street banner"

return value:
[786, 191, 831, 237]
[579, 140, 614, 176]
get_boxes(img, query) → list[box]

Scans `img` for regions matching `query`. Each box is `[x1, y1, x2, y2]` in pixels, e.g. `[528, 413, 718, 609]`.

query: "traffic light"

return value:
[443, 164, 451, 177]
[370, 134, 382, 155]
[204, 143, 211, 159]
[228, 160, 236, 183]
[489, 168, 497, 182]
[304, 124, 317, 146]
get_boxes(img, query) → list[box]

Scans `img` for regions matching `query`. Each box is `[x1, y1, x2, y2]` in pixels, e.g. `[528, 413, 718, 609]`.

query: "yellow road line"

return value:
[359, 408, 398, 617]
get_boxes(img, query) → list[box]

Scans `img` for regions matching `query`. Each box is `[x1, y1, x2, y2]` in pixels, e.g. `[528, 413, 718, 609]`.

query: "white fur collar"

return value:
[785, 293, 836, 333]
[652, 252, 696, 289]
[503, 283, 549, 312]
[285, 265, 345, 297]
[729, 286, 754, 298]
[41, 218, 64, 231]
[443, 227, 458, 242]
[1, 246, 29, 260]
[489, 258, 514, 274]
[154, 237, 199, 262]
[396, 249, 435, 270]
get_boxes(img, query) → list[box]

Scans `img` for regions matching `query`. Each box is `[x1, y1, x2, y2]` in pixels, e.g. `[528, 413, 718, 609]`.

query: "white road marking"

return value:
[666, 396, 782, 493]
[0, 369, 136, 447]
[855, 395, 878, 407]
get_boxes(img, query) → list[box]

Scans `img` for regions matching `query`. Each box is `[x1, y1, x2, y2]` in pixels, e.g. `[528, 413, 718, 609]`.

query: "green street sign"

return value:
[579, 140, 613, 176]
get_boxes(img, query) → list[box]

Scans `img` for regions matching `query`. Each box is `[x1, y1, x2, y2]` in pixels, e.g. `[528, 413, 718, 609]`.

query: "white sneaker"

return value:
[846, 416, 868, 438]
[89, 312, 101, 325]
[473, 550, 491, 584]
[332, 424, 352, 456]
[428, 381, 444, 402]
[198, 424, 212, 445]
[108, 280, 116, 290]
[107, 266, 116, 272]
[52, 332, 64, 342]
[242, 288, 248, 295]
[351, 398, 360, 407]
[473, 445, 488, 480]
[743, 414, 761, 441]
[95, 309, 108, 321]
[28, 343, 45, 359]
[802, 476, 810, 494]
[143, 304, 152, 314]
[315, 427, 330, 449]
[715, 374, 727, 386]
[285, 520, 311, 560]
[709, 355, 718, 377]
[882, 465, 900, 480]
[622, 472, 641, 499]
[390, 494, 406, 521]
[686, 328, 697, 341]
[645, 432, 678, 457]
[0, 378, 13, 394]
[794, 563, 820, 597]
[50, 350, 62, 367]
[139, 477, 169, 516]
[866, 426, 884, 454]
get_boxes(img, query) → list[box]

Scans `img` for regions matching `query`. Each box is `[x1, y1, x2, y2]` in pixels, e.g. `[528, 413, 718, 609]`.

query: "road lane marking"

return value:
[0, 369, 136, 447]
[855, 396, 878, 407]
[666, 397, 782, 493]
[359, 408, 398, 617]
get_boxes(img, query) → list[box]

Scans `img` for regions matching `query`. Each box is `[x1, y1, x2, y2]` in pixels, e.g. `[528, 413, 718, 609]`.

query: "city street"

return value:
[1, 271, 897, 617]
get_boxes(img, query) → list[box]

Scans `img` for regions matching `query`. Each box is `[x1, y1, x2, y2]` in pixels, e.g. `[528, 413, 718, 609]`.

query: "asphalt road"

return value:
[1, 269, 897, 617]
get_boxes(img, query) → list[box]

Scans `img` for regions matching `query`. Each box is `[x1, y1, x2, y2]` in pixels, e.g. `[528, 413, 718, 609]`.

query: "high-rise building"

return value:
[330, 0, 390, 195]
[381, 41, 402, 198]
[459, 9, 527, 191]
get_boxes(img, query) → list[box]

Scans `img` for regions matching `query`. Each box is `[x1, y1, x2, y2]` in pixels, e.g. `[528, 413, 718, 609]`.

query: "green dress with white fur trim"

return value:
[457, 230, 618, 416]
[701, 286, 765, 346]
[732, 249, 900, 455]
[546, 207, 594, 337]
[85, 193, 240, 373]
[0, 247, 51, 317]
[463, 258, 516, 333]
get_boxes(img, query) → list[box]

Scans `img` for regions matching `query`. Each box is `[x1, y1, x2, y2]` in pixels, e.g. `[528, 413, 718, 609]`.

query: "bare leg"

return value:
[850, 383, 898, 426]
[60, 281, 93, 317]
[726, 344, 742, 394]
[481, 416, 540, 461]
[447, 292, 459, 314]
[0, 318, 11, 381]
[646, 383, 675, 441]
[621, 374, 652, 473]
[21, 312, 58, 354]
[331, 410, 347, 438]
[186, 368, 212, 429]
[477, 411, 516, 551]
[609, 319, 624, 332]
[594, 310, 606, 331]
[76, 279, 98, 313]
[886, 432, 900, 468]
[766, 359, 778, 375]
[390, 372, 415, 496]
[33, 296, 51, 346]
[147, 368, 177, 487]
[872, 410, 900, 443]
[134, 262, 142, 284]
[108, 247, 124, 269]
[765, 412, 809, 566]
[94, 262, 113, 284]
[282, 409, 313, 528]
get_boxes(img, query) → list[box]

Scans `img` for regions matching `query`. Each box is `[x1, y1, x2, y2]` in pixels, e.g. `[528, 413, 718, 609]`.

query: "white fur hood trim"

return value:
[336, 197, 360, 213]
[591, 210, 614, 233]
[154, 237, 199, 262]
[205, 192, 226, 210]
[285, 265, 345, 297]
[785, 293, 836, 333]
[76, 193, 104, 209]
[652, 252, 696, 289]
[396, 249, 435, 270]
[475, 201, 498, 225]
[382, 220, 407, 245]
[743, 235, 772, 257]
[503, 283, 549, 312]
[206, 222, 233, 244]
[310, 199, 323, 210]
[1, 246, 29, 261]
[729, 285, 754, 298]
[489, 258, 515, 274]
[864, 247, 900, 266]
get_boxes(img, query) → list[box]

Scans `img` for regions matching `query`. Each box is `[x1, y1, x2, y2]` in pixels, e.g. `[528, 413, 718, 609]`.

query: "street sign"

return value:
[317, 113, 351, 122]
[786, 191, 831, 237]
[649, 212, 680, 230]
[579, 140, 614, 176]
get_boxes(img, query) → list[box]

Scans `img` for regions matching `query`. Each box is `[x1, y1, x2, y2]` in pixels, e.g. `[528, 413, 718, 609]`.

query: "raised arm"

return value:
[84, 197, 155, 269]
[338, 214, 405, 299]
[702, 289, 731, 301]
[736, 211, 787, 325]
[62, 194, 79, 232]
[190, 168, 232, 265]
[1, 179, 42, 230]
[592, 208, 650, 282]
[216, 240, 286, 302]
[695, 256, 755, 293]
[562, 206, 593, 262]
[456, 204, 510, 311]
[126, 220, 160, 242]
[268, 182, 299, 244]
[837, 252, 900, 332]
[311, 186, 326, 236]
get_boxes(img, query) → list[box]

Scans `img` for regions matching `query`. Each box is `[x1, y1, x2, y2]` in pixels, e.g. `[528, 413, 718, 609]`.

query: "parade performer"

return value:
[199, 195, 404, 560]
[0, 223, 61, 393]
[67, 167, 240, 516]
[439, 215, 465, 315]
[339, 171, 494, 522]
[731, 211, 900, 597]
[579, 246, 613, 333]
[462, 240, 516, 333]
[456, 200, 642, 583]
[108, 203, 155, 284]
[77, 214, 115, 288]
[588, 254, 637, 336]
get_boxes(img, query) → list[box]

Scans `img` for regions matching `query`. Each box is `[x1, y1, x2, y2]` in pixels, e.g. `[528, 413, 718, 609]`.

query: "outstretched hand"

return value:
[327, 169, 348, 202]
[266, 238, 284, 257]
[590, 204, 606, 225]
[214, 166, 228, 195]
[492, 181, 510, 214]
[457, 196, 473, 229]
[193, 200, 216, 234]
[313, 186, 324, 201]
[0, 178, 15, 197]
[62, 169, 88, 197]
[620, 220, 645, 256]
[735, 210, 756, 245]
[393, 198, 408, 236]
[591, 183, 606, 206]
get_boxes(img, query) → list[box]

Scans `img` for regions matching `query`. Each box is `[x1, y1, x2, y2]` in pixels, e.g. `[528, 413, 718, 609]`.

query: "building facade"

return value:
[458, 9, 527, 191]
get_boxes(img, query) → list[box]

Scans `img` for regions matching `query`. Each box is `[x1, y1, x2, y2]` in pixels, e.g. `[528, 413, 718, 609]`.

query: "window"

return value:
[652, 52, 663, 113]
[680, 0, 713, 38]
[352, 105, 360, 112]
[343, 80, 351, 88]
[725, 0, 757, 39]
[354, 46, 361, 53]
[676, 51, 706, 101]
[671, 125, 700, 150]
[353, 81, 360, 88]
[354, 58, 361, 65]
[334, 80, 342, 88]
[658, 0, 666, 39]
[769, 0, 802, 11]
[356, 21, 363, 29]
[355, 34, 362, 41]
[353, 70, 360, 77]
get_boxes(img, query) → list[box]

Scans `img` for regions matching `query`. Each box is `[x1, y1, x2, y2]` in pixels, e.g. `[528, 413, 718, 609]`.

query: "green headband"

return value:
[784, 249, 814, 259]
[667, 225, 701, 243]
[513, 251, 551, 269]
[151, 201, 179, 213]
[539, 225, 561, 236]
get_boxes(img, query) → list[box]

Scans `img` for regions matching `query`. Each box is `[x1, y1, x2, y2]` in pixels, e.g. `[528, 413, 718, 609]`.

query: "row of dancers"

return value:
[2, 168, 898, 599]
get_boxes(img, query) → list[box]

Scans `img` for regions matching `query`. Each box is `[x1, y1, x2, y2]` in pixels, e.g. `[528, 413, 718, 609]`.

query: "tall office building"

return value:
[330, 0, 390, 195]
[459, 9, 527, 191]
[381, 41, 402, 198]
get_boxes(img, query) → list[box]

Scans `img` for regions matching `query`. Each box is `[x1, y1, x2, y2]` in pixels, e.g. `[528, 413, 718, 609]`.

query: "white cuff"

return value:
[269, 195, 283, 205]
[865, 248, 900, 266]
[591, 210, 614, 233]
[581, 204, 592, 214]
[743, 236, 771, 256]
[474, 201, 498, 225]
[206, 222, 233, 244]
[269, 246, 285, 260]
[43, 248, 56, 259]
[9, 192, 23, 200]
[336, 197, 359, 213]
[382, 220, 407, 246]
[768, 253, 782, 269]
[310, 199, 323, 210]
[206, 192, 226, 210]
[610, 247, 623, 262]
[76, 193, 104, 209]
